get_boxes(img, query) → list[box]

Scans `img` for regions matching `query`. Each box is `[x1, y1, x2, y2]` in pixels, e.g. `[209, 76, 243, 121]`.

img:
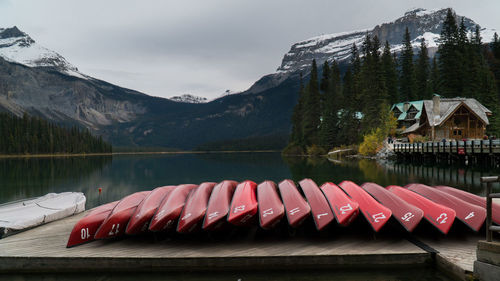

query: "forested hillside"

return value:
[0, 113, 112, 154]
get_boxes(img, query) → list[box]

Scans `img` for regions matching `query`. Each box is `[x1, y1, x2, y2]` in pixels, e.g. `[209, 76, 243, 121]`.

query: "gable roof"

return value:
[422, 98, 491, 126]
[391, 101, 424, 121]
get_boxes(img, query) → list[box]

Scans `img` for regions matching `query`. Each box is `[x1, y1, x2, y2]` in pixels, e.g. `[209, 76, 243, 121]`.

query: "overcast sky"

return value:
[1, 0, 499, 99]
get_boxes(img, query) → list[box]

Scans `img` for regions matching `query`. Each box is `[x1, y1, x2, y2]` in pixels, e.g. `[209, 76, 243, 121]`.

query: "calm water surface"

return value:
[1, 152, 499, 208]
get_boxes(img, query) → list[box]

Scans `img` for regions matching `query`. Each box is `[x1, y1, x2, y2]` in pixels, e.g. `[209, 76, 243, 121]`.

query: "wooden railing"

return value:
[480, 176, 500, 242]
[394, 139, 500, 154]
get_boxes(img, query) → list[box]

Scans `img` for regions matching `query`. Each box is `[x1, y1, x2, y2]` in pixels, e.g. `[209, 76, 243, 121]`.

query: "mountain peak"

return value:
[169, 94, 208, 104]
[0, 26, 86, 79]
[276, 8, 495, 74]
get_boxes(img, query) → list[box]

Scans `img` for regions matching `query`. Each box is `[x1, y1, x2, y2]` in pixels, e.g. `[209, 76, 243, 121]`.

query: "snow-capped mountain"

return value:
[0, 26, 87, 79]
[169, 94, 208, 103]
[277, 8, 496, 74]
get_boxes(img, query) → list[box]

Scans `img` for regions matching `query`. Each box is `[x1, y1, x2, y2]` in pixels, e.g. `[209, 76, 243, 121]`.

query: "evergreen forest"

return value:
[0, 113, 112, 155]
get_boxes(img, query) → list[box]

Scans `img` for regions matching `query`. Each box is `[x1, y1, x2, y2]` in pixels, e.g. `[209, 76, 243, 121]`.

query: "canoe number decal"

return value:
[80, 228, 90, 240]
[262, 208, 274, 217]
[317, 213, 329, 219]
[289, 207, 300, 216]
[401, 212, 414, 222]
[436, 213, 448, 224]
[372, 213, 386, 223]
[234, 205, 246, 214]
[465, 212, 475, 220]
[340, 204, 353, 215]
[108, 223, 120, 236]
[181, 213, 192, 221]
[240, 214, 253, 223]
[208, 211, 219, 220]
[155, 210, 165, 220]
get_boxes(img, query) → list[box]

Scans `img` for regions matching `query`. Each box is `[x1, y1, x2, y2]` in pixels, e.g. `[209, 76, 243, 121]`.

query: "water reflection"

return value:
[0, 152, 498, 209]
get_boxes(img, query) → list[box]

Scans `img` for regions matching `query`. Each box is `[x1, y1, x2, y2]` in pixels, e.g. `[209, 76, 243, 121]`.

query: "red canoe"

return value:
[406, 184, 486, 232]
[257, 181, 285, 229]
[362, 182, 423, 232]
[434, 185, 500, 225]
[228, 180, 258, 226]
[320, 182, 359, 227]
[177, 182, 217, 233]
[66, 201, 119, 247]
[148, 184, 197, 232]
[94, 191, 150, 239]
[202, 180, 238, 230]
[277, 179, 311, 228]
[338, 181, 392, 232]
[125, 186, 176, 235]
[387, 185, 455, 234]
[298, 179, 335, 231]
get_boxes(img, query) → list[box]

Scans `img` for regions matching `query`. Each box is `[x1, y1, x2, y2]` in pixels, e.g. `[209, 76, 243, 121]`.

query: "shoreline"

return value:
[0, 150, 281, 159]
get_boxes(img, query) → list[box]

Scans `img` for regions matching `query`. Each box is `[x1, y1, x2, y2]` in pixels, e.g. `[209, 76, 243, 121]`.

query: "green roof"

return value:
[391, 100, 424, 121]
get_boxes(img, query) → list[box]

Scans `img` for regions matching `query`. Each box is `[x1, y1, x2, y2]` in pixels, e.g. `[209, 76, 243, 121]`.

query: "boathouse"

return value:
[392, 95, 492, 140]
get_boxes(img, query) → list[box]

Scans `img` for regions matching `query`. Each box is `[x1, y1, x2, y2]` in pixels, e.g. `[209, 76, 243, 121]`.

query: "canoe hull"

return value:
[177, 182, 217, 233]
[257, 181, 285, 229]
[278, 180, 311, 228]
[202, 180, 238, 231]
[228, 181, 258, 227]
[299, 179, 334, 231]
[320, 182, 359, 227]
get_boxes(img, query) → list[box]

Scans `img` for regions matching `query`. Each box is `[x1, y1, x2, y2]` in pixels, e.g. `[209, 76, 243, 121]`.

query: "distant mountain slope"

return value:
[0, 8, 496, 149]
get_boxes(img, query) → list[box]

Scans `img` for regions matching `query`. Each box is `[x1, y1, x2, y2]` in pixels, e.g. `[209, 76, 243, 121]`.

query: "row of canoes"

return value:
[66, 180, 499, 248]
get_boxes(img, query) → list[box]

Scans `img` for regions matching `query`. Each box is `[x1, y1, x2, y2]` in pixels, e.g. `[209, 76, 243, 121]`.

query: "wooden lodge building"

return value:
[391, 95, 492, 140]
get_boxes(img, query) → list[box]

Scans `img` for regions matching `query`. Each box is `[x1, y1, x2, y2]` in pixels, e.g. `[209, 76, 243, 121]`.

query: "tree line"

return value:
[285, 8, 500, 155]
[0, 112, 112, 154]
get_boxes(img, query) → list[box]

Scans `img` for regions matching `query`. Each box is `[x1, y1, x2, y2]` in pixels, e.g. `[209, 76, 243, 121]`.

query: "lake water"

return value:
[1, 152, 499, 208]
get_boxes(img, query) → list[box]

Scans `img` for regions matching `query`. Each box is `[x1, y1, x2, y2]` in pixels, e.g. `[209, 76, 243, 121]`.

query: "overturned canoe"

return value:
[257, 181, 285, 229]
[362, 182, 423, 232]
[177, 182, 217, 233]
[202, 180, 238, 230]
[67, 200, 118, 247]
[1, 192, 86, 239]
[278, 179, 311, 228]
[125, 186, 176, 235]
[387, 185, 455, 234]
[434, 185, 500, 225]
[148, 184, 197, 232]
[320, 182, 359, 227]
[298, 179, 334, 231]
[338, 181, 392, 232]
[228, 180, 258, 226]
[406, 184, 486, 232]
[95, 191, 150, 239]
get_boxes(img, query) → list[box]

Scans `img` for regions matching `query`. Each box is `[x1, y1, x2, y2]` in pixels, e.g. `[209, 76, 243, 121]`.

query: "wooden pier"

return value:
[0, 211, 482, 280]
[394, 140, 500, 166]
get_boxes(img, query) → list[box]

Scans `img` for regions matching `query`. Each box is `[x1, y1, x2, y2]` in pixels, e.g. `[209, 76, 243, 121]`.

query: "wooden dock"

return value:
[394, 140, 500, 166]
[0, 211, 480, 279]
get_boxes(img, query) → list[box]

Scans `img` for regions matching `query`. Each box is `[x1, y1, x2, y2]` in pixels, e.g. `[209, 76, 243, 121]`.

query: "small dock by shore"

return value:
[0, 211, 482, 280]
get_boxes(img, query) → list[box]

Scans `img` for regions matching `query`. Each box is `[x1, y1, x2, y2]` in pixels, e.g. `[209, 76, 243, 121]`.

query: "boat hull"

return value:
[277, 180, 311, 228]
[338, 181, 392, 232]
[94, 191, 150, 239]
[257, 181, 285, 229]
[148, 184, 198, 232]
[66, 201, 118, 247]
[320, 182, 359, 227]
[228, 181, 258, 227]
[387, 185, 455, 234]
[202, 180, 238, 231]
[406, 184, 486, 232]
[362, 183, 423, 232]
[298, 179, 334, 231]
[177, 182, 217, 233]
[125, 186, 176, 235]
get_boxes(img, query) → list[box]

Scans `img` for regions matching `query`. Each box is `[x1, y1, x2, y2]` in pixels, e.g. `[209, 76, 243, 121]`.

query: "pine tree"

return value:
[438, 8, 461, 97]
[382, 41, 399, 104]
[416, 38, 430, 99]
[430, 56, 440, 94]
[302, 59, 321, 145]
[320, 60, 342, 148]
[290, 73, 305, 145]
[399, 27, 417, 101]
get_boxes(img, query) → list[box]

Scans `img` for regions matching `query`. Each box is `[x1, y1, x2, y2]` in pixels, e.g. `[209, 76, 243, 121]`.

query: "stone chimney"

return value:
[403, 102, 410, 112]
[432, 94, 440, 125]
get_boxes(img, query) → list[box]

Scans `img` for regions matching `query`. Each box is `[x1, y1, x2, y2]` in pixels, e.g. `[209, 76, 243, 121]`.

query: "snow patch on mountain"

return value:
[0, 26, 87, 79]
[169, 94, 208, 103]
